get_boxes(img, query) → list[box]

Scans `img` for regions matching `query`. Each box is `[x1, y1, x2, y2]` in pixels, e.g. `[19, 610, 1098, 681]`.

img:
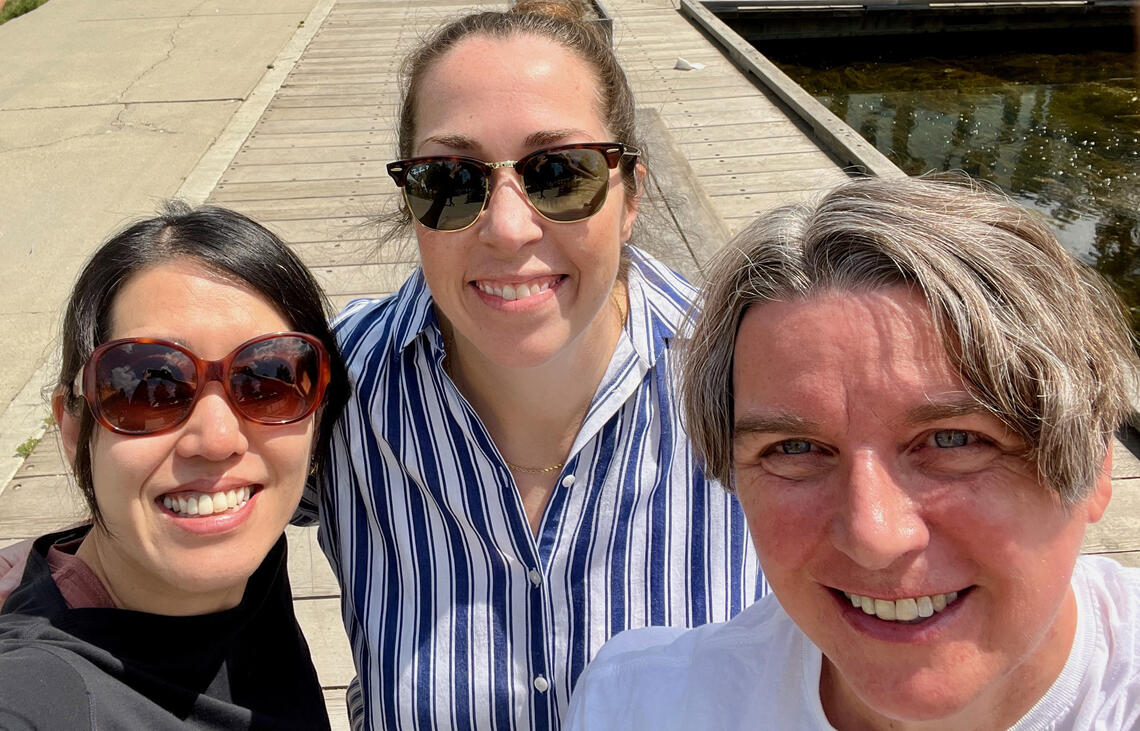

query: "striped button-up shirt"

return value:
[308, 248, 765, 730]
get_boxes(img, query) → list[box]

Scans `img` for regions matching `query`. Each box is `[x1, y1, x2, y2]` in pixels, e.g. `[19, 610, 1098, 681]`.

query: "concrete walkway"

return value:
[0, 0, 1137, 728]
[0, 0, 331, 487]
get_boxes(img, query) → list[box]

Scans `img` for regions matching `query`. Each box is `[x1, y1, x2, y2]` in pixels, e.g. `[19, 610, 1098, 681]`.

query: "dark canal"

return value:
[753, 32, 1140, 331]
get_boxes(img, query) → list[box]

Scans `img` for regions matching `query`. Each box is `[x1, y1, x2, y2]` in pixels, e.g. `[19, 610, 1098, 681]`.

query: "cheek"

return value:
[257, 427, 316, 487]
[91, 432, 166, 485]
[738, 482, 827, 572]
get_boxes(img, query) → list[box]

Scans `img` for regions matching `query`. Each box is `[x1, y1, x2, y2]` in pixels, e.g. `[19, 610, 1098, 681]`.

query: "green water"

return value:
[769, 47, 1140, 328]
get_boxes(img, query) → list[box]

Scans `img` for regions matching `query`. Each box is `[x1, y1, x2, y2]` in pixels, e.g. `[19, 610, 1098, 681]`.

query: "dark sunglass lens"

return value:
[93, 343, 197, 434]
[404, 159, 487, 231]
[229, 337, 320, 422]
[523, 148, 611, 222]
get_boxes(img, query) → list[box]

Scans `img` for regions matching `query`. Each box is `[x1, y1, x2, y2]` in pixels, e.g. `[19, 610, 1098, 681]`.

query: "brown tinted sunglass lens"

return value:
[229, 337, 321, 422]
[94, 342, 197, 434]
[522, 147, 610, 222]
[404, 159, 488, 231]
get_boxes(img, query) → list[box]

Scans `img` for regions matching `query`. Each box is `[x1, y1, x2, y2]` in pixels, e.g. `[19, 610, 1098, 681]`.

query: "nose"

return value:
[174, 382, 249, 461]
[828, 450, 929, 569]
[476, 171, 544, 251]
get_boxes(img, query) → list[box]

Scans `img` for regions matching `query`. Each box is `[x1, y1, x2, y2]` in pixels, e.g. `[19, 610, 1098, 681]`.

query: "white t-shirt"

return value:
[565, 556, 1140, 730]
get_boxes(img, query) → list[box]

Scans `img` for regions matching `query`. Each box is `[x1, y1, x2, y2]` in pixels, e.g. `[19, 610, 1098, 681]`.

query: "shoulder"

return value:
[0, 637, 94, 729]
[332, 268, 434, 366]
[1067, 556, 1140, 724]
[627, 246, 698, 320]
[567, 597, 795, 730]
[1075, 554, 1140, 613]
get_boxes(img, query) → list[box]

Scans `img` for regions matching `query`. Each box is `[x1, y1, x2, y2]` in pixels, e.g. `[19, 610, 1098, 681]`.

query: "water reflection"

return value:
[772, 49, 1140, 331]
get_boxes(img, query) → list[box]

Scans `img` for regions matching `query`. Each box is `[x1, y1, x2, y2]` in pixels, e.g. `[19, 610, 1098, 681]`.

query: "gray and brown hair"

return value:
[681, 174, 1138, 503]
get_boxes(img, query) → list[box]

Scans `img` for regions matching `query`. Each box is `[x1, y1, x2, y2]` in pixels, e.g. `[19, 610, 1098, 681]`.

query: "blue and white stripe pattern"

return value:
[307, 247, 765, 730]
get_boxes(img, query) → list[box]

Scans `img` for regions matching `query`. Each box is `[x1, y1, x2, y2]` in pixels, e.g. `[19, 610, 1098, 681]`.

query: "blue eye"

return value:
[933, 430, 971, 448]
[780, 439, 813, 455]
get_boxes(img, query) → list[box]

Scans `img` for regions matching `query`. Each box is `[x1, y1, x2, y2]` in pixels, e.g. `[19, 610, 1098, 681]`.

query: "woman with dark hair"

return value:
[0, 202, 350, 729]
[301, 1, 765, 728]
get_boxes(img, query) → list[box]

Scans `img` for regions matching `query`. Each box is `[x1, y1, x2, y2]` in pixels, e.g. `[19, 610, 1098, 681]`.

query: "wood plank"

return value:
[0, 473, 87, 540]
[312, 261, 420, 298]
[255, 117, 396, 135]
[661, 106, 800, 127]
[261, 105, 393, 122]
[669, 120, 808, 143]
[286, 525, 341, 598]
[695, 150, 841, 174]
[699, 166, 846, 195]
[323, 689, 350, 731]
[231, 144, 394, 166]
[294, 596, 356, 687]
[253, 215, 380, 244]
[221, 159, 393, 185]
[11, 432, 68, 478]
[212, 177, 391, 203]
[1084, 475, 1140, 553]
[243, 130, 396, 149]
[221, 194, 396, 222]
[682, 135, 831, 160]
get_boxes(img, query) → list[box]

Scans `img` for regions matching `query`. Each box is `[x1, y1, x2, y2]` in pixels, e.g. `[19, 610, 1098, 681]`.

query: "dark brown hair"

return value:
[395, 1, 641, 200]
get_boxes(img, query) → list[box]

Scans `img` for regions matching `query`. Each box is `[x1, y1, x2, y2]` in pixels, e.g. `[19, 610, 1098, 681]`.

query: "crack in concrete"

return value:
[0, 101, 195, 154]
[114, 0, 212, 106]
[2, 98, 244, 113]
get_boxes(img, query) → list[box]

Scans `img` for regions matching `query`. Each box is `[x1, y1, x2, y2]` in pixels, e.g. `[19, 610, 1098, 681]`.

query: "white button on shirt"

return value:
[561, 475, 575, 488]
[534, 676, 550, 693]
[529, 569, 543, 587]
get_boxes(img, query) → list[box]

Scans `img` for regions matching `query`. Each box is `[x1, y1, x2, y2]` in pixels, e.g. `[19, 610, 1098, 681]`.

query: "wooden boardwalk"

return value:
[0, 1, 1136, 727]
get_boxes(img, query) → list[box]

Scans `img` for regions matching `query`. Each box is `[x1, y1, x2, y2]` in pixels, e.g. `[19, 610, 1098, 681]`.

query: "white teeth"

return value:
[164, 486, 252, 517]
[843, 590, 962, 622]
[477, 280, 553, 301]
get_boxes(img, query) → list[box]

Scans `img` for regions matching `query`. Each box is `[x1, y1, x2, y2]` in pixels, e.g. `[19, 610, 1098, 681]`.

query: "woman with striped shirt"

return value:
[305, 2, 766, 728]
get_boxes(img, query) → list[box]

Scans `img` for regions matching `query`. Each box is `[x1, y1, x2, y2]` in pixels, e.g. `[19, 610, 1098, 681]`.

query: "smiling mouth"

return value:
[161, 486, 255, 517]
[474, 275, 563, 302]
[840, 588, 967, 623]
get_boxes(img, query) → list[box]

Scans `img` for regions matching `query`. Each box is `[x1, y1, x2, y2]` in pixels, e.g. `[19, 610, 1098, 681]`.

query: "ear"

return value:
[52, 387, 80, 468]
[1084, 448, 1113, 524]
[619, 162, 647, 243]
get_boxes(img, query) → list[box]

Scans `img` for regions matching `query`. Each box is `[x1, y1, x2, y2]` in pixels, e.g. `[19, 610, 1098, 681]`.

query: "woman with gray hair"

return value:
[567, 174, 1140, 730]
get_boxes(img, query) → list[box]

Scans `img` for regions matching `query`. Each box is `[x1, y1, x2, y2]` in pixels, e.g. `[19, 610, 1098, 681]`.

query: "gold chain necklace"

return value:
[504, 459, 566, 475]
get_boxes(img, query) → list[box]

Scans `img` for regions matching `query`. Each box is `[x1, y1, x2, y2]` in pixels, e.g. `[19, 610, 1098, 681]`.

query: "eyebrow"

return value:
[416, 129, 588, 157]
[905, 395, 987, 425]
[733, 413, 820, 441]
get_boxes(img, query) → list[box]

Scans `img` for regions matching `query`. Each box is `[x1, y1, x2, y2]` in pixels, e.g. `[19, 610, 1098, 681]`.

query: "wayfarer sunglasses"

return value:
[77, 332, 330, 436]
[386, 142, 640, 232]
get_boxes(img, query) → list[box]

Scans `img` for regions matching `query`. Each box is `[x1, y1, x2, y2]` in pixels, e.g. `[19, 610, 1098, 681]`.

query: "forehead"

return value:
[732, 288, 967, 421]
[413, 33, 607, 151]
[110, 260, 288, 343]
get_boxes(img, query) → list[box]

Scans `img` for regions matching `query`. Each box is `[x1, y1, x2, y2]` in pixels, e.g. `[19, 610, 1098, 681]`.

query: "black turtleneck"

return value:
[0, 525, 331, 730]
